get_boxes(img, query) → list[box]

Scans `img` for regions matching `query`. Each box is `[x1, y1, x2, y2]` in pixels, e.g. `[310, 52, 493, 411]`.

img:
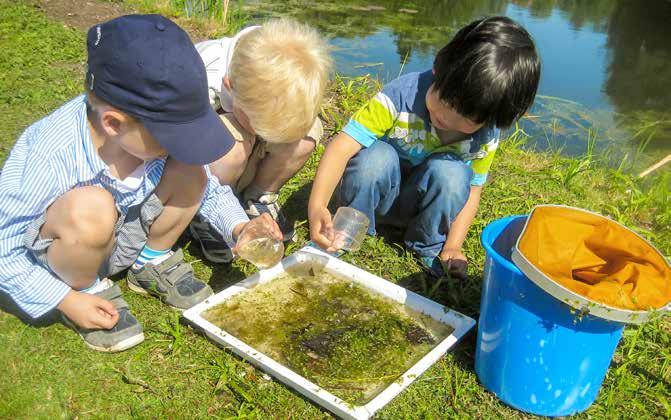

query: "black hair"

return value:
[433, 16, 540, 128]
[85, 94, 98, 120]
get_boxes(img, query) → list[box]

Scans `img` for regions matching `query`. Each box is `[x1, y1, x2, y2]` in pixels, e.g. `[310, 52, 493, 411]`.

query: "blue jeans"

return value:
[336, 141, 472, 258]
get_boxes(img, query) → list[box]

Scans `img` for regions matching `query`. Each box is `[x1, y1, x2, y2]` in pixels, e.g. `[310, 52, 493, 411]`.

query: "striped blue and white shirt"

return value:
[0, 95, 248, 318]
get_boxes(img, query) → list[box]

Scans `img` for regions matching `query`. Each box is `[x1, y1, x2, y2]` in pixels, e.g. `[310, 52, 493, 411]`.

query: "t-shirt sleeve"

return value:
[470, 128, 501, 186]
[343, 91, 399, 147]
[195, 39, 225, 111]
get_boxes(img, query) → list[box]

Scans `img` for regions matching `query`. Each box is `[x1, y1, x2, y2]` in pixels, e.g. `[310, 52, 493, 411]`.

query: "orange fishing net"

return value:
[517, 206, 671, 310]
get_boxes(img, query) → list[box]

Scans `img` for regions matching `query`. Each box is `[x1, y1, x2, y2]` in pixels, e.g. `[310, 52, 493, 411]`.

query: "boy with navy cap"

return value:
[0, 15, 281, 352]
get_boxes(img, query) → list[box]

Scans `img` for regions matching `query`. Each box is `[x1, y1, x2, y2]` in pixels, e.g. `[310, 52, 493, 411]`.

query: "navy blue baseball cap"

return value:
[86, 14, 233, 165]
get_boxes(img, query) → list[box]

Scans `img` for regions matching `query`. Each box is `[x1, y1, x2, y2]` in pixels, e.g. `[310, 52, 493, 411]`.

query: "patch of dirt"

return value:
[36, 0, 133, 30]
[35, 0, 213, 42]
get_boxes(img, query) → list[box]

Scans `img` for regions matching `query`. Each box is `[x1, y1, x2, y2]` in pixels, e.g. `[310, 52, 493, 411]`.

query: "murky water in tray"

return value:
[204, 264, 453, 405]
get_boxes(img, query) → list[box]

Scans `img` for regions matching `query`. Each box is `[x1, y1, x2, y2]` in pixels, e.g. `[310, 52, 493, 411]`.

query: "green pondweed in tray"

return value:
[203, 266, 453, 405]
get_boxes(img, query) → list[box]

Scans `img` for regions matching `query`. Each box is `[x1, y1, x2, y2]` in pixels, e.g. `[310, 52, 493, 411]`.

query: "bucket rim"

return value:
[511, 204, 671, 324]
[480, 215, 526, 277]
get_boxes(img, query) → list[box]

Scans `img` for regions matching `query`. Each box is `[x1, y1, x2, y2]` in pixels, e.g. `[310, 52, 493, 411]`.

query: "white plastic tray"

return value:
[183, 247, 475, 419]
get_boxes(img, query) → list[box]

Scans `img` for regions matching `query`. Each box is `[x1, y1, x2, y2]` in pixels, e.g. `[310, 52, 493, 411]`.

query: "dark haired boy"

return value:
[308, 16, 540, 278]
[0, 15, 280, 352]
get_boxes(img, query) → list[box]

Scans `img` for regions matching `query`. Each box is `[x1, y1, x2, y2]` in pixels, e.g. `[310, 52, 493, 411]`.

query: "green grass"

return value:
[0, 1, 86, 163]
[1, 1, 670, 418]
[125, 0, 249, 38]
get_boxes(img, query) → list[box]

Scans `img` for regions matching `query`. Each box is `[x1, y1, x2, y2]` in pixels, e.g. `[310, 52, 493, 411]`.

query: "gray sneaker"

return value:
[127, 249, 213, 310]
[62, 280, 145, 352]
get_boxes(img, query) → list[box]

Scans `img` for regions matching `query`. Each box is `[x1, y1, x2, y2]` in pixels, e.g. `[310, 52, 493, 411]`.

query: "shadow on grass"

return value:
[176, 233, 248, 293]
[0, 291, 61, 327]
[373, 225, 484, 317]
[281, 180, 313, 229]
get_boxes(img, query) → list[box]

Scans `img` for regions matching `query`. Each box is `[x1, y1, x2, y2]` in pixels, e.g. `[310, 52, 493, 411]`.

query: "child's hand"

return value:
[308, 206, 336, 251]
[439, 248, 468, 280]
[57, 290, 119, 329]
[233, 213, 283, 254]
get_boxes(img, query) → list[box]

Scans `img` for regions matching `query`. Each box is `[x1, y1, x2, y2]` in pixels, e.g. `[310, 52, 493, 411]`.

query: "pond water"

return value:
[242, 0, 671, 166]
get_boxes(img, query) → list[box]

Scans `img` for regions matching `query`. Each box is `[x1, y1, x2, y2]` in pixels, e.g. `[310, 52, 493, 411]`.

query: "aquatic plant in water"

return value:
[203, 266, 453, 404]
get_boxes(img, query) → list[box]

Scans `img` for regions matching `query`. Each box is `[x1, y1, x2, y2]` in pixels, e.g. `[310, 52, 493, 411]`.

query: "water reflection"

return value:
[606, 1, 671, 112]
[245, 0, 670, 163]
[603, 0, 671, 156]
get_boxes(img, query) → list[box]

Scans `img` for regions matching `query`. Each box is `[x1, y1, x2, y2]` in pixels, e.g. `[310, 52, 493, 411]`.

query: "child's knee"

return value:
[267, 137, 316, 163]
[227, 140, 254, 167]
[294, 136, 317, 160]
[340, 142, 400, 203]
[424, 159, 472, 200]
[347, 141, 399, 181]
[50, 186, 117, 248]
[208, 141, 251, 184]
[163, 159, 208, 198]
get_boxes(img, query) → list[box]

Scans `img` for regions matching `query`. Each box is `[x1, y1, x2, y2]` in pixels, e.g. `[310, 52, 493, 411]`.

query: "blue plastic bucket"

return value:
[475, 216, 625, 416]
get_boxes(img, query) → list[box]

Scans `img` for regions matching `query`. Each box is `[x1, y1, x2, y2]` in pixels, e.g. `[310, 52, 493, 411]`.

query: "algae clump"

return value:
[203, 265, 453, 405]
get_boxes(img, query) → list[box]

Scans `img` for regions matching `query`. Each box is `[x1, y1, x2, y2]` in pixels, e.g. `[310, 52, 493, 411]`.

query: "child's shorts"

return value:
[218, 113, 323, 193]
[23, 193, 164, 279]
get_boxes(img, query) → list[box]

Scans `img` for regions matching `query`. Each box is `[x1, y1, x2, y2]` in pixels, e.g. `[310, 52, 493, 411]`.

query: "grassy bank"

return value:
[1, 1, 669, 419]
[125, 0, 250, 39]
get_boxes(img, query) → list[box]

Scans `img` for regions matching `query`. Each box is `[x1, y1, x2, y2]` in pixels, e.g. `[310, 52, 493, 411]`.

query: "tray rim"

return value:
[183, 246, 476, 419]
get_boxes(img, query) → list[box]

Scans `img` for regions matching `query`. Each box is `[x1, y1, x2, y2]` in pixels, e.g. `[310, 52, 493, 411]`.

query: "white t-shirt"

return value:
[112, 162, 146, 193]
[195, 26, 260, 113]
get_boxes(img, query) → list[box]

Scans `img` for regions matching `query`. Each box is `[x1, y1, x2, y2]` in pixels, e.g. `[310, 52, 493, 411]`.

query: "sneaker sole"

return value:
[87, 333, 146, 353]
[62, 317, 145, 353]
[188, 224, 233, 264]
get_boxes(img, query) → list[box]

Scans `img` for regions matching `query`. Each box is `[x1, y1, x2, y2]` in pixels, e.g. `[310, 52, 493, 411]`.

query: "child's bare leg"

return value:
[251, 136, 316, 192]
[41, 186, 117, 290]
[147, 158, 208, 250]
[208, 137, 255, 186]
[42, 186, 144, 348]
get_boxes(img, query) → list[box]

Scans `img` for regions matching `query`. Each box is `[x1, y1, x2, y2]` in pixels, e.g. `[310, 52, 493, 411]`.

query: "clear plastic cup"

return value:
[236, 223, 284, 269]
[331, 207, 370, 252]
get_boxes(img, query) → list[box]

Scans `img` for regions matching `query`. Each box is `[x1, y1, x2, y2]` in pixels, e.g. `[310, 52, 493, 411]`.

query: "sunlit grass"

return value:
[126, 0, 249, 37]
[0, 2, 669, 419]
[320, 73, 381, 134]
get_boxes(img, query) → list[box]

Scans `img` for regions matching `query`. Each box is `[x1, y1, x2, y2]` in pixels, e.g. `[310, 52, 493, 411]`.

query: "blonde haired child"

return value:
[228, 19, 330, 144]
[192, 19, 332, 262]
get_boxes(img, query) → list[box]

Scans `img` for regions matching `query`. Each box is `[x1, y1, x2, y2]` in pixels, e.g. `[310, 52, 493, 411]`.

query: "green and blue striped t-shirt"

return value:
[343, 70, 500, 186]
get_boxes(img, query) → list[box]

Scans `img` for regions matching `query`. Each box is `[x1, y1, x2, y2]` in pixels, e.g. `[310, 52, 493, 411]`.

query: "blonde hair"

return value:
[228, 19, 332, 143]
